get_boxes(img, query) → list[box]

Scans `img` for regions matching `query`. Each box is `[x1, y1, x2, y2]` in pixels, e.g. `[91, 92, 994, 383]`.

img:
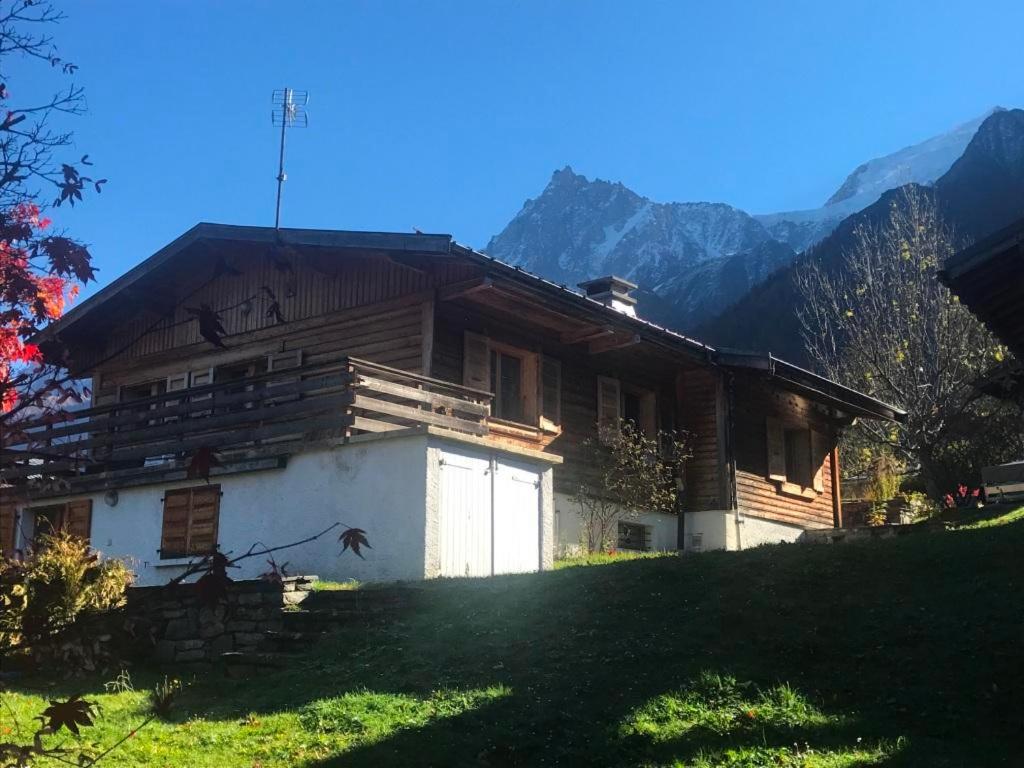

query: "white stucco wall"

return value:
[553, 491, 678, 556]
[22, 431, 557, 587]
[34, 435, 432, 586]
[682, 509, 806, 552]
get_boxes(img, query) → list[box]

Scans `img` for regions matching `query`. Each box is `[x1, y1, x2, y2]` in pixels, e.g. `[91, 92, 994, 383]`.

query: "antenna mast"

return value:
[271, 87, 309, 229]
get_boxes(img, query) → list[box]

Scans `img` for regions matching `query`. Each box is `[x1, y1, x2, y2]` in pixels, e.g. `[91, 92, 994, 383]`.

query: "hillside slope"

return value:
[9, 511, 1024, 767]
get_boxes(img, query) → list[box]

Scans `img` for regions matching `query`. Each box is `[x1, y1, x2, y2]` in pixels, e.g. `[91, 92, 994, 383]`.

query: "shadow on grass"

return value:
[10, 519, 1024, 766]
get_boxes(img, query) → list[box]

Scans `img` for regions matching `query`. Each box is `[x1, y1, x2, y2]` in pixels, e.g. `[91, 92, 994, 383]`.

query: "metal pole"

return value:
[274, 87, 290, 229]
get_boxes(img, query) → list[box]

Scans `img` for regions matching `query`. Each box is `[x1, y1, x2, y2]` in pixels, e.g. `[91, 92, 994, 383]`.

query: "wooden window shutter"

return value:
[187, 486, 221, 555]
[766, 417, 786, 482]
[540, 356, 561, 425]
[811, 430, 826, 493]
[596, 376, 621, 432]
[0, 495, 17, 556]
[521, 352, 539, 424]
[64, 500, 92, 543]
[161, 486, 220, 558]
[640, 391, 657, 437]
[463, 332, 491, 392]
[160, 489, 191, 557]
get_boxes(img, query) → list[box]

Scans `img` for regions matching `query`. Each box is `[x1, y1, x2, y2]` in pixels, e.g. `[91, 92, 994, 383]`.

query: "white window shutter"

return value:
[267, 349, 303, 403]
[189, 368, 215, 416]
[463, 332, 490, 392]
[596, 376, 621, 432]
[166, 373, 189, 392]
[766, 417, 786, 482]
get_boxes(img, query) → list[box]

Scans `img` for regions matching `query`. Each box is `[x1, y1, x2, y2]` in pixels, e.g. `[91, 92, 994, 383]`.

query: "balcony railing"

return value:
[0, 357, 493, 495]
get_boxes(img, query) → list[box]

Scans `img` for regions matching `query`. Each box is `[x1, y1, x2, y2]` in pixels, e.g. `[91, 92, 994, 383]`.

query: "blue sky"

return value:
[15, 0, 1024, 296]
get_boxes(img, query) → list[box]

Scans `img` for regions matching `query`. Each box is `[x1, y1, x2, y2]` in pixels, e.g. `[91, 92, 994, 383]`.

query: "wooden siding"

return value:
[88, 249, 475, 367]
[678, 368, 725, 511]
[431, 310, 681, 496]
[732, 376, 839, 528]
[94, 293, 432, 403]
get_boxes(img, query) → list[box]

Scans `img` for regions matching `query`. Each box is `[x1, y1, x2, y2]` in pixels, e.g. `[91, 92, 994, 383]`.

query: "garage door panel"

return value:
[493, 462, 540, 575]
[439, 452, 491, 578]
[438, 449, 542, 578]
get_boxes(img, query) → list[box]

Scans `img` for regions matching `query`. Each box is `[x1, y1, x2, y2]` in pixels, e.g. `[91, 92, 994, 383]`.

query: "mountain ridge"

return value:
[697, 108, 1024, 363]
[485, 108, 999, 333]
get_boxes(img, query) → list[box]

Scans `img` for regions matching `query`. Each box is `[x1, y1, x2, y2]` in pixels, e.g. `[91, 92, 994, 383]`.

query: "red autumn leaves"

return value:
[0, 202, 92, 413]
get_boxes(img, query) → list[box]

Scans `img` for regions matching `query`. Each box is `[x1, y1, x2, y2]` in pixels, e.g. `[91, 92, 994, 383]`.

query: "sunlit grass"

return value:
[555, 549, 676, 569]
[310, 579, 361, 591]
[955, 504, 1024, 529]
[619, 672, 895, 766]
[6, 514, 1024, 766]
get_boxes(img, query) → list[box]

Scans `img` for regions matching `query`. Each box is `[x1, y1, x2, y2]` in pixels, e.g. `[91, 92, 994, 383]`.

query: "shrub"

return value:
[572, 421, 690, 552]
[0, 532, 133, 655]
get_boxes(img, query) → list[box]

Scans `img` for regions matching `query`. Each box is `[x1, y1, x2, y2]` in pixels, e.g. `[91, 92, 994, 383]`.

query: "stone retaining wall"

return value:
[124, 576, 316, 664]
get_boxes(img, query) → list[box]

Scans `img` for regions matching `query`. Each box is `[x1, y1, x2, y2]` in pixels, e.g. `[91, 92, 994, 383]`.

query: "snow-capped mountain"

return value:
[485, 167, 793, 329]
[757, 108, 1001, 252]
[485, 108, 999, 332]
[700, 108, 1024, 363]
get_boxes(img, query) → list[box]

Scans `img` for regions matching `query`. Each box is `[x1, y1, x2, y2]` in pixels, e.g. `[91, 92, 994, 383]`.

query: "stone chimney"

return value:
[578, 275, 638, 317]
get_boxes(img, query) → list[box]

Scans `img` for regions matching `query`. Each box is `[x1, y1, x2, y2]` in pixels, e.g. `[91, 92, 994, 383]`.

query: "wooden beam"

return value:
[560, 325, 614, 345]
[588, 332, 641, 354]
[437, 277, 494, 302]
[830, 444, 842, 528]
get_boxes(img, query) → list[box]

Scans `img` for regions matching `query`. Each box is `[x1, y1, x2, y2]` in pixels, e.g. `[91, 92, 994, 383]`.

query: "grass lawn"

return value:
[4, 507, 1024, 767]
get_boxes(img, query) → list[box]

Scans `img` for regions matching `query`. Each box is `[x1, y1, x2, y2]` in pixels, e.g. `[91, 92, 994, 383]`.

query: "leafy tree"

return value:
[0, 0, 100, 422]
[572, 421, 689, 552]
[796, 187, 1022, 496]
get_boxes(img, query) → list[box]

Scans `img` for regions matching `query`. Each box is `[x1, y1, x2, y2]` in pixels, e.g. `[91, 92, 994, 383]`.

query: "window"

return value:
[617, 521, 651, 551]
[160, 485, 221, 559]
[30, 500, 92, 544]
[767, 418, 827, 495]
[463, 333, 544, 426]
[597, 377, 656, 437]
[217, 358, 269, 411]
[784, 429, 813, 488]
[490, 348, 525, 422]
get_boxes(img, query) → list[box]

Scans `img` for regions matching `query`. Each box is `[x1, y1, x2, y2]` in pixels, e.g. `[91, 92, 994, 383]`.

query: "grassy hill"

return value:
[6, 508, 1024, 767]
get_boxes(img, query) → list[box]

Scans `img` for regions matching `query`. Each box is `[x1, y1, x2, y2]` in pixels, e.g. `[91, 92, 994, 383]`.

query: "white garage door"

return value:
[493, 460, 541, 574]
[438, 449, 541, 578]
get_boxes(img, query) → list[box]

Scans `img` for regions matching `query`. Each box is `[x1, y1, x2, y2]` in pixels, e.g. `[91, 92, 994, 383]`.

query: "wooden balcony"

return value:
[0, 357, 494, 497]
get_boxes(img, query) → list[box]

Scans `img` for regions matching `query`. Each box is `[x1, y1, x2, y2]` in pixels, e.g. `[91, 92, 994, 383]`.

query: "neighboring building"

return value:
[939, 218, 1024, 500]
[0, 224, 902, 583]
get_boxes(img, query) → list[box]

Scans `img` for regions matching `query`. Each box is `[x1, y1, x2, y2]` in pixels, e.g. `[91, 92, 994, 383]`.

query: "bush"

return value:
[0, 532, 133, 656]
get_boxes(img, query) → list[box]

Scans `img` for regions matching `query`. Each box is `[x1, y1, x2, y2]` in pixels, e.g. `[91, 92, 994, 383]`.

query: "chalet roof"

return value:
[42, 222, 905, 422]
[939, 216, 1024, 357]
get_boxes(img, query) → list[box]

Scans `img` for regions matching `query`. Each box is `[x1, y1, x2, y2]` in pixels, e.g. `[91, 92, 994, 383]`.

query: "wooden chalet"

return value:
[0, 224, 902, 583]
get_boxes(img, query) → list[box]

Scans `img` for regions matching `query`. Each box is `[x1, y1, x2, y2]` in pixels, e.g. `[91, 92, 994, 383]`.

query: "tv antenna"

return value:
[271, 88, 309, 229]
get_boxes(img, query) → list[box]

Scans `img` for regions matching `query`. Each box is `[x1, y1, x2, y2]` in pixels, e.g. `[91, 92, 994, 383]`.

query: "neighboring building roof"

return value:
[41, 222, 906, 422]
[939, 216, 1024, 357]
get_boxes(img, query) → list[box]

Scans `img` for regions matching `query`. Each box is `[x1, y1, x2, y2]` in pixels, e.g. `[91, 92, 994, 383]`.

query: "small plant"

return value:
[148, 676, 182, 719]
[104, 669, 135, 694]
[0, 531, 132, 656]
[865, 504, 888, 527]
[901, 490, 939, 521]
